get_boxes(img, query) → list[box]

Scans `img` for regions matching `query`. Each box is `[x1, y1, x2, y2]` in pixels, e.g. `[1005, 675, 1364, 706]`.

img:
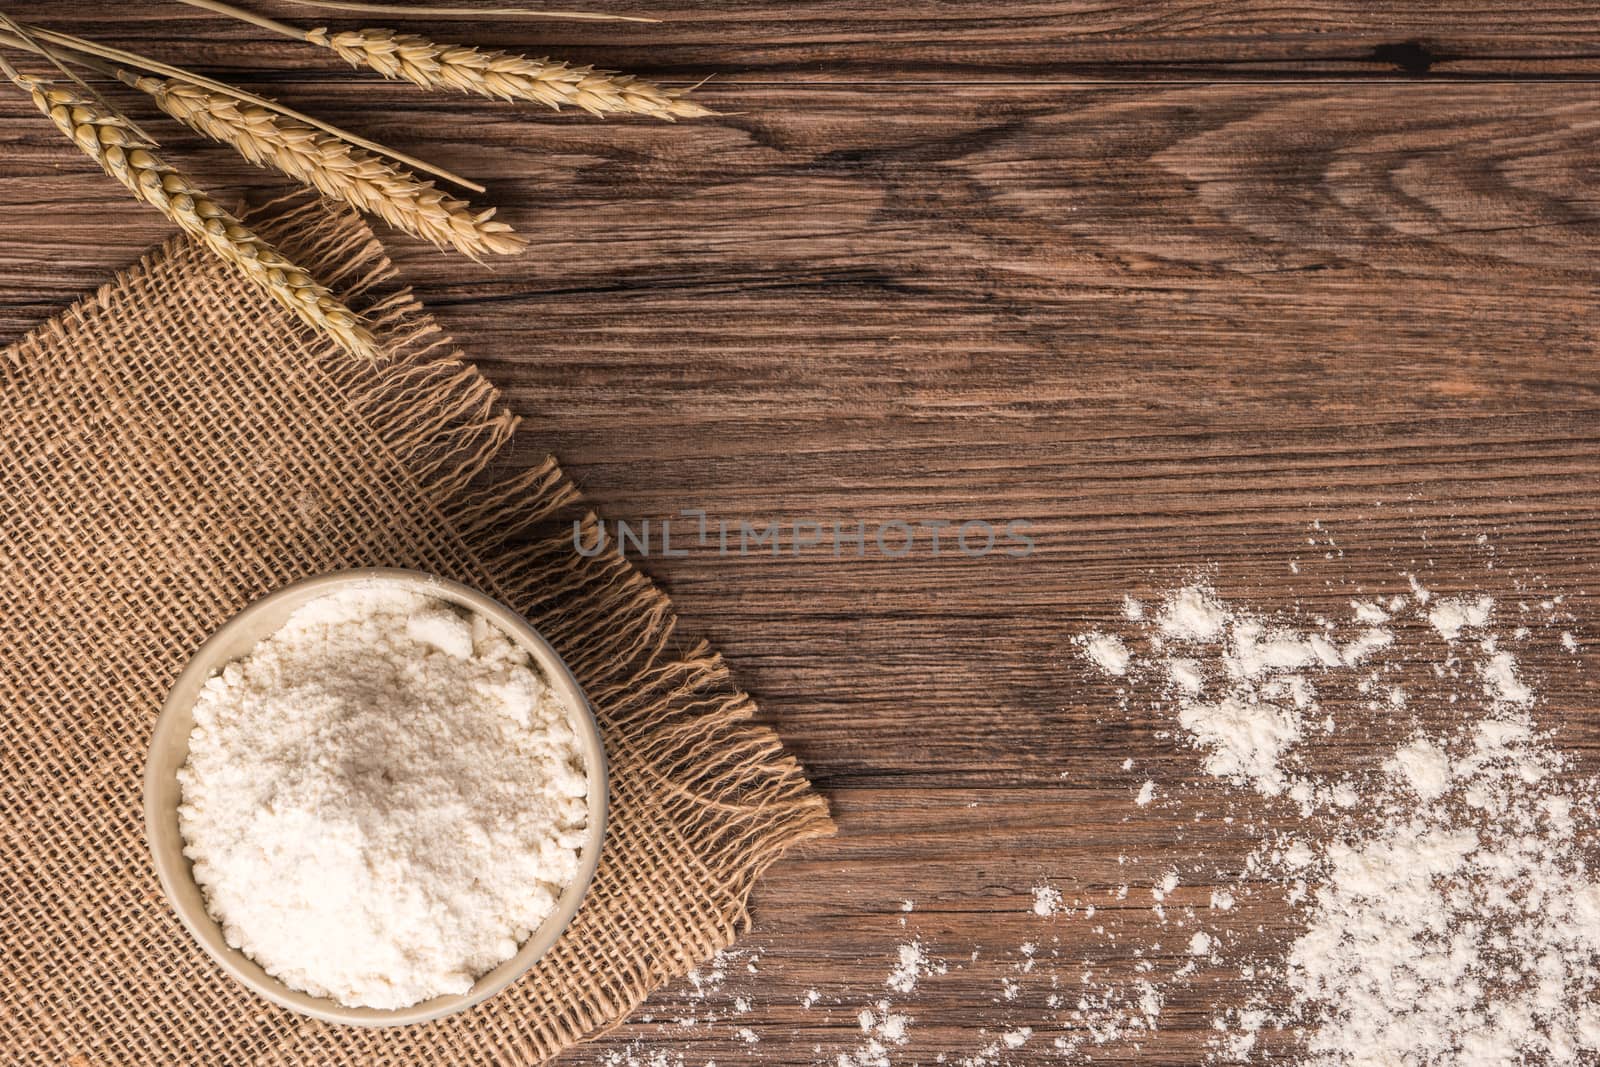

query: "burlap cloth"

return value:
[0, 197, 834, 1066]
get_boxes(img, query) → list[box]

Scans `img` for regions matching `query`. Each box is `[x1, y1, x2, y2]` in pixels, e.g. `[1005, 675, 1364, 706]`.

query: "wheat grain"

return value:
[11, 19, 485, 191]
[126, 74, 525, 260]
[307, 26, 713, 120]
[12, 74, 378, 359]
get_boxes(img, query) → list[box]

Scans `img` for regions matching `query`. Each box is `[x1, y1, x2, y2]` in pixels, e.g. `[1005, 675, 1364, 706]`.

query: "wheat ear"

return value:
[307, 26, 713, 120]
[125, 74, 525, 260]
[8, 73, 377, 359]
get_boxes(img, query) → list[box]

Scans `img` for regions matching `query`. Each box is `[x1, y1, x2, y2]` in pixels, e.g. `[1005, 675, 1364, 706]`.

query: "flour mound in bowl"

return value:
[176, 584, 590, 1010]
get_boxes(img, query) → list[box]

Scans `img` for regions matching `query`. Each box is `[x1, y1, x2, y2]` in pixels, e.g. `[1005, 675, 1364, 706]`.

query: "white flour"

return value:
[178, 584, 589, 1009]
[1427, 594, 1493, 640]
[1082, 568, 1600, 1064]
[1081, 632, 1131, 676]
[1286, 720, 1600, 1064]
[585, 535, 1597, 1067]
[1031, 884, 1063, 917]
[885, 941, 929, 994]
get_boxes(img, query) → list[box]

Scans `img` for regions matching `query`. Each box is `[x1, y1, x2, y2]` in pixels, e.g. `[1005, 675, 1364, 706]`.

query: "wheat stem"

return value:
[0, 67, 378, 359]
[16, 21, 486, 191]
[309, 26, 713, 120]
[182, 0, 657, 25]
[0, 14, 167, 147]
[0, 25, 520, 259]
[170, 0, 304, 38]
[167, 0, 705, 120]
[126, 72, 526, 260]
[0, 27, 109, 76]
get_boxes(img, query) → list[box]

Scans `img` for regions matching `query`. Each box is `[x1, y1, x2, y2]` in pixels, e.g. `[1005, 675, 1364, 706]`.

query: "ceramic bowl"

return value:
[144, 568, 608, 1026]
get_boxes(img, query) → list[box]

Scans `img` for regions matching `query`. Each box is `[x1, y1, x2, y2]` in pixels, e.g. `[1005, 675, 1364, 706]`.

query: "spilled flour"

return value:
[1084, 574, 1600, 1064]
[595, 532, 1595, 1067]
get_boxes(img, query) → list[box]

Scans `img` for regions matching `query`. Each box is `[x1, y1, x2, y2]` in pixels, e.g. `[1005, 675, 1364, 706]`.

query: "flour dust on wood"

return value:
[587, 529, 1599, 1066]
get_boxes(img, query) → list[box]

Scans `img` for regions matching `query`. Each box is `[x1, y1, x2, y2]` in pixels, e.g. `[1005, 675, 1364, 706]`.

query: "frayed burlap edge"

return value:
[56, 193, 836, 1063]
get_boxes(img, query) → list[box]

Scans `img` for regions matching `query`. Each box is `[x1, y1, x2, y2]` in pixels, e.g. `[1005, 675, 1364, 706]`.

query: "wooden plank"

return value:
[4, 82, 1600, 314]
[14, 2, 1600, 79]
[3, 3, 1600, 1065]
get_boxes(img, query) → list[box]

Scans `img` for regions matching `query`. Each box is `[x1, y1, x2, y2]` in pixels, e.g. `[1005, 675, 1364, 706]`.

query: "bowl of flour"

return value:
[144, 569, 607, 1026]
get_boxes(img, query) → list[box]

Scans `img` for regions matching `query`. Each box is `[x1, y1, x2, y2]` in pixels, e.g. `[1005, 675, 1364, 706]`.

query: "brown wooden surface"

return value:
[5, 3, 1600, 1063]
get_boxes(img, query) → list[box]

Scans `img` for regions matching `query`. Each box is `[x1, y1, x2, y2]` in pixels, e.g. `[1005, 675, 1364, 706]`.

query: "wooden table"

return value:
[4, 3, 1599, 1063]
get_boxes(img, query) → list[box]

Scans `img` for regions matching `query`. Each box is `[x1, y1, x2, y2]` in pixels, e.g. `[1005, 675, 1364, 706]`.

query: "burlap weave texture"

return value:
[0, 198, 833, 1066]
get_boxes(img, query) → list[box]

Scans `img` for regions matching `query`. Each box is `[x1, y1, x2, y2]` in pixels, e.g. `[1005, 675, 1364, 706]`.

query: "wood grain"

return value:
[22, 2, 1600, 78]
[2, 2, 1599, 1064]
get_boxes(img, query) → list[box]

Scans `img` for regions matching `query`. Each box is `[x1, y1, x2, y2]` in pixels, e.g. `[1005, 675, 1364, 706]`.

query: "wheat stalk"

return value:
[125, 73, 525, 260]
[11, 20, 486, 192]
[307, 26, 712, 120]
[176, 0, 657, 29]
[4, 72, 378, 359]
